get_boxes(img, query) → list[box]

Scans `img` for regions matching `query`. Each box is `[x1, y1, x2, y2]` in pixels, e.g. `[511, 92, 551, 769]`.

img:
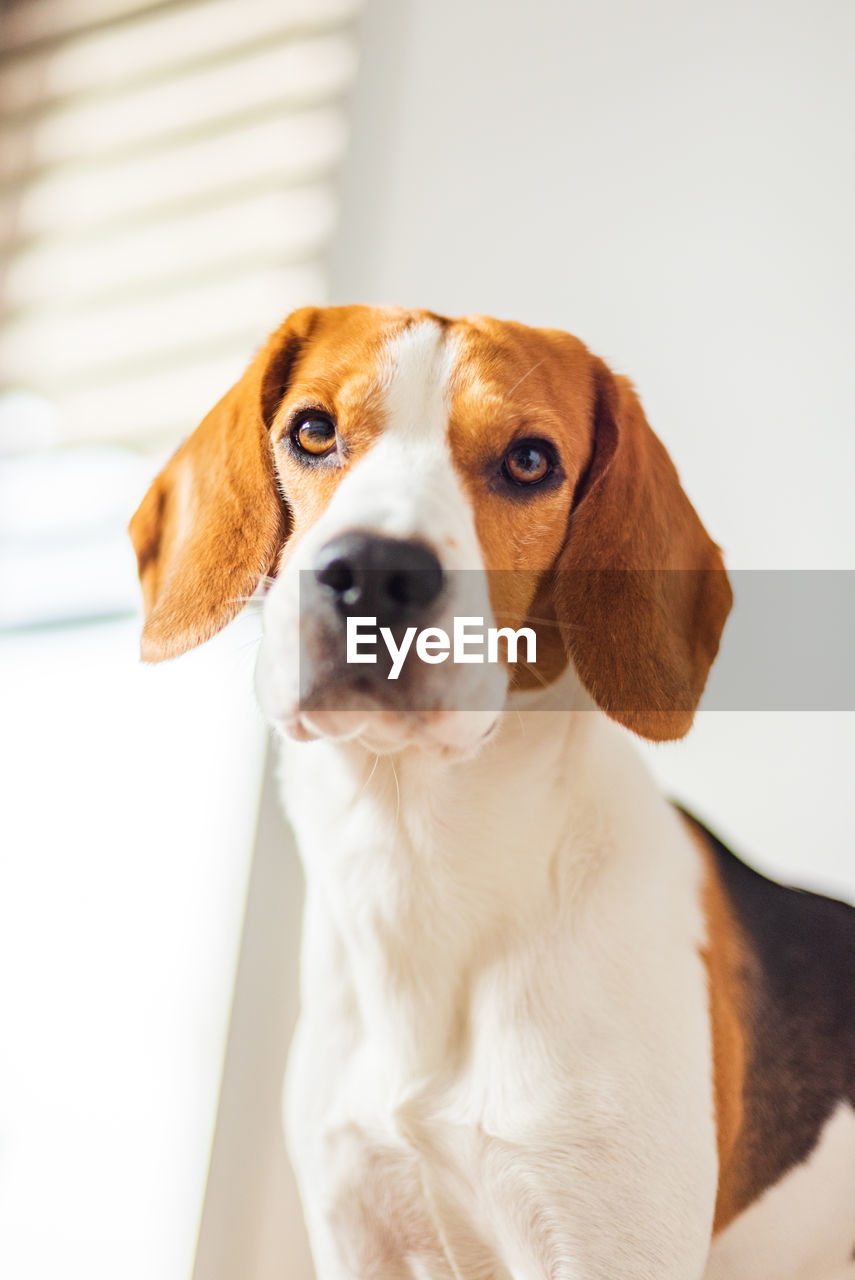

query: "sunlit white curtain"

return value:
[0, 0, 359, 452]
[0, 0, 360, 628]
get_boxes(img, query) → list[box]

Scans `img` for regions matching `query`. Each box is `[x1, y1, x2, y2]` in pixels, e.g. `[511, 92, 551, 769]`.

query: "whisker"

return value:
[390, 758, 401, 833]
[493, 613, 564, 628]
[493, 613, 584, 634]
[506, 359, 544, 397]
[356, 752, 381, 801]
[235, 634, 263, 656]
[519, 659, 551, 690]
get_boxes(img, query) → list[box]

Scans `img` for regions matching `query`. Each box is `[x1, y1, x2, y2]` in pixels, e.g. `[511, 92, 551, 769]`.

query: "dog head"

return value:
[129, 305, 731, 755]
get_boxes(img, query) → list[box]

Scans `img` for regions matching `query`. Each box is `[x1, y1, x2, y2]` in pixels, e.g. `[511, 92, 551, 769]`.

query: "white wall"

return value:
[331, 0, 855, 893]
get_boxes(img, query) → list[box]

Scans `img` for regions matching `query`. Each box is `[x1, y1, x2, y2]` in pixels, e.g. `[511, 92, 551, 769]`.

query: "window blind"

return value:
[0, 0, 361, 452]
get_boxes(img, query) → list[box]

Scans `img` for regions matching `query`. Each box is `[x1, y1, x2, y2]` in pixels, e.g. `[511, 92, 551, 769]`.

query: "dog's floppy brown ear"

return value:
[129, 307, 317, 662]
[553, 358, 732, 740]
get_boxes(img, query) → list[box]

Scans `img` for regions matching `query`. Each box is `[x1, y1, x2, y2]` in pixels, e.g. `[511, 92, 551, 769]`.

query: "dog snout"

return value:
[313, 533, 444, 628]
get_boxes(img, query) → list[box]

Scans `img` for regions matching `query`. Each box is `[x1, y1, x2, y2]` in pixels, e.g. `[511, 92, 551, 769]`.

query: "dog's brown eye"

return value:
[293, 413, 337, 457]
[503, 440, 552, 485]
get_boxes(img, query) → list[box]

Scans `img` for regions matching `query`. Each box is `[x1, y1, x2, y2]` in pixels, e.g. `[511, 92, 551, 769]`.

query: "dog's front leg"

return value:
[289, 1121, 508, 1280]
[286, 1018, 498, 1280]
[457, 1126, 716, 1280]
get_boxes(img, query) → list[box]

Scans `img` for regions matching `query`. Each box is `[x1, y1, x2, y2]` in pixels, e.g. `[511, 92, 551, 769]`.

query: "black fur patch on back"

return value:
[681, 808, 855, 1201]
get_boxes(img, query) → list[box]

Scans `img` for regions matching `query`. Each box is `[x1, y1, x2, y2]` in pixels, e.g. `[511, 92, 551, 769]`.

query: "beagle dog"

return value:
[130, 306, 855, 1280]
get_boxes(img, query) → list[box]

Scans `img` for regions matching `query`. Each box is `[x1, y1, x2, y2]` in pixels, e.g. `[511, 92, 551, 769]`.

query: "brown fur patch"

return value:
[446, 318, 596, 691]
[683, 813, 752, 1232]
[684, 809, 855, 1234]
[550, 360, 732, 740]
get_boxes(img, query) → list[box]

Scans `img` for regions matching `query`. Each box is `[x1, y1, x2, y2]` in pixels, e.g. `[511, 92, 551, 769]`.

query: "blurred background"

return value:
[0, 1, 852, 1277]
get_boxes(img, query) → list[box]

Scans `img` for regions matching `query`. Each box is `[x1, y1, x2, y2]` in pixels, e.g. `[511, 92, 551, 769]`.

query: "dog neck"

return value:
[278, 681, 666, 1089]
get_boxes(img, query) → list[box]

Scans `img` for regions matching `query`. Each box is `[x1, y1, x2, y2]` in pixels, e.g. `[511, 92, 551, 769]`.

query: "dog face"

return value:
[130, 305, 731, 754]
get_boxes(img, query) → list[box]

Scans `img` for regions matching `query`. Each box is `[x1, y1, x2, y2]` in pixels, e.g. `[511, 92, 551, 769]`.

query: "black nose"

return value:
[314, 533, 444, 627]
